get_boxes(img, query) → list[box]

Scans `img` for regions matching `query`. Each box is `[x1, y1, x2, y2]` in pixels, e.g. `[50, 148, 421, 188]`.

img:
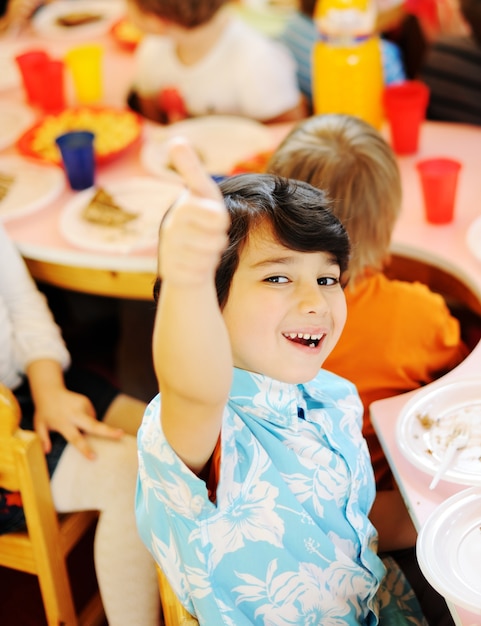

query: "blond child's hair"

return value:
[126, 0, 228, 28]
[267, 114, 402, 286]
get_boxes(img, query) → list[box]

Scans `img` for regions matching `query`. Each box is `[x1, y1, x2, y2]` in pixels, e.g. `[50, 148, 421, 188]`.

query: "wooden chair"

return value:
[0, 383, 105, 626]
[156, 565, 199, 626]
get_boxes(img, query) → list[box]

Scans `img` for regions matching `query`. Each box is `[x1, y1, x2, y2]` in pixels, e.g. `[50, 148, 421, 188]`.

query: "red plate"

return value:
[110, 18, 143, 52]
[16, 107, 143, 165]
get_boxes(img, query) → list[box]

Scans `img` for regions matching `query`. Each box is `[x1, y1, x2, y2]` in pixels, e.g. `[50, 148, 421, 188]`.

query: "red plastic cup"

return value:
[15, 49, 50, 106]
[416, 158, 462, 224]
[383, 80, 430, 155]
[40, 59, 66, 113]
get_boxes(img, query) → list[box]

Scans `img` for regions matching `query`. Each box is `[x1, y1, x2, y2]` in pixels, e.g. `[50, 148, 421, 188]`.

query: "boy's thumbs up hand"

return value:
[168, 136, 223, 202]
[158, 138, 230, 286]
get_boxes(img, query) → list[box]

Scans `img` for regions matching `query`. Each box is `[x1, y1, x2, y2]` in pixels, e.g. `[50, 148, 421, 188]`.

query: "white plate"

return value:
[0, 156, 65, 221]
[417, 487, 481, 614]
[32, 0, 125, 40]
[466, 216, 481, 262]
[140, 115, 273, 182]
[396, 377, 481, 486]
[0, 104, 35, 152]
[59, 177, 184, 253]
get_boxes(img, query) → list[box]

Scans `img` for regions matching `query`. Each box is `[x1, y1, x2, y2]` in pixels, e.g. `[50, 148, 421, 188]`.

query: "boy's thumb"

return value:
[167, 137, 223, 203]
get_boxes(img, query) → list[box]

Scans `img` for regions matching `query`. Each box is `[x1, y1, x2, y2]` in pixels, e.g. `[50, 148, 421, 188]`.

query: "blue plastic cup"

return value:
[55, 131, 95, 190]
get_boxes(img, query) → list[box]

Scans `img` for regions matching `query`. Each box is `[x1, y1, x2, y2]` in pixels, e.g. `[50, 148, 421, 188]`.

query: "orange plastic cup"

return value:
[416, 158, 462, 224]
[384, 80, 430, 155]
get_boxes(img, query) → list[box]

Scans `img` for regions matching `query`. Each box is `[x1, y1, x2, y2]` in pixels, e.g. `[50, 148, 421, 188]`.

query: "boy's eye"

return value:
[317, 276, 339, 286]
[265, 276, 289, 284]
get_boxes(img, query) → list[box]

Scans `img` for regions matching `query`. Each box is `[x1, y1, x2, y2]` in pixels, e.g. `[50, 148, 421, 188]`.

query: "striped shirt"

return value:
[419, 35, 481, 125]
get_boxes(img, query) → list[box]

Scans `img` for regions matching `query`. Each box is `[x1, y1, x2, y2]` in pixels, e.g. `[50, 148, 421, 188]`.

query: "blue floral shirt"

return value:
[136, 368, 391, 624]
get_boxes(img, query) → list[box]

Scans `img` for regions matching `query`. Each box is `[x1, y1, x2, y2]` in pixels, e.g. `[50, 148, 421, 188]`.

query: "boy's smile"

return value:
[222, 222, 347, 384]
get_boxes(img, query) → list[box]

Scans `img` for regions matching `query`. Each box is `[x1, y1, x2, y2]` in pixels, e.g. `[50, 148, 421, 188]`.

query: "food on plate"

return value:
[229, 150, 273, 175]
[0, 171, 15, 202]
[24, 109, 141, 163]
[56, 12, 102, 27]
[416, 412, 434, 429]
[112, 18, 143, 49]
[82, 187, 138, 227]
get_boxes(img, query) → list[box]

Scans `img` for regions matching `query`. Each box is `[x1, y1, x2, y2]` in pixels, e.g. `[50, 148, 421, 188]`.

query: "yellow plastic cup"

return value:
[65, 43, 103, 104]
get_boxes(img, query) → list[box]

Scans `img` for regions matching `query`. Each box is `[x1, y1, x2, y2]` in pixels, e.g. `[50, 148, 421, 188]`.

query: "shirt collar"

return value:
[229, 368, 336, 428]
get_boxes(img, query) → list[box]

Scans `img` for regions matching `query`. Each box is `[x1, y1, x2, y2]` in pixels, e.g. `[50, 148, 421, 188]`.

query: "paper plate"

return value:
[140, 115, 273, 182]
[417, 487, 481, 614]
[0, 104, 35, 152]
[59, 177, 184, 253]
[466, 216, 481, 263]
[396, 377, 481, 486]
[0, 156, 64, 222]
[32, 0, 125, 40]
[17, 107, 142, 165]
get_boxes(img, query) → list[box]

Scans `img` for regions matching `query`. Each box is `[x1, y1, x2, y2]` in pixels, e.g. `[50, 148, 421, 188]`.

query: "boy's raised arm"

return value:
[153, 139, 232, 472]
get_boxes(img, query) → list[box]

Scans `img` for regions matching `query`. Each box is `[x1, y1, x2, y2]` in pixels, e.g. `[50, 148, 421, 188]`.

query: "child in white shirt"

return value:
[127, 0, 307, 123]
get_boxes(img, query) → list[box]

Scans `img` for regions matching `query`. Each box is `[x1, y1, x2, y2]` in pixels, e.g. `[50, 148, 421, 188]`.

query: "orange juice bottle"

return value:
[312, 0, 383, 129]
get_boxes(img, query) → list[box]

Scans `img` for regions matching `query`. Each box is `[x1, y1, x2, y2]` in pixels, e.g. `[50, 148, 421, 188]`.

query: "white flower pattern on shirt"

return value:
[136, 368, 427, 625]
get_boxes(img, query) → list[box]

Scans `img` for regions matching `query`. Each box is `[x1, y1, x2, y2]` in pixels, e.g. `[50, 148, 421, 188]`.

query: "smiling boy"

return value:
[135, 140, 426, 625]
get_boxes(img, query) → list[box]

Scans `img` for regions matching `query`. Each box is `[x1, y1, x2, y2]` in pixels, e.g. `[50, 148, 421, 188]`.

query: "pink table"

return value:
[371, 361, 481, 624]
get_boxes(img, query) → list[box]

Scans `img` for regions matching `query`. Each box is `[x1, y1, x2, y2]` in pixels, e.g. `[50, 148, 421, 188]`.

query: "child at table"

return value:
[126, 0, 307, 124]
[267, 113, 467, 625]
[135, 139, 427, 624]
[0, 222, 161, 626]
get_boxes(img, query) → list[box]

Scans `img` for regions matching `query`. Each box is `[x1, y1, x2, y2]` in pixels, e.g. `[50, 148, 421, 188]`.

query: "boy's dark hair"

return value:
[154, 174, 350, 307]
[128, 0, 227, 28]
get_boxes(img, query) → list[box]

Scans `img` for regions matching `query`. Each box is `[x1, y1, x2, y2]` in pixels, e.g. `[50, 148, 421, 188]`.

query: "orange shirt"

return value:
[323, 272, 469, 490]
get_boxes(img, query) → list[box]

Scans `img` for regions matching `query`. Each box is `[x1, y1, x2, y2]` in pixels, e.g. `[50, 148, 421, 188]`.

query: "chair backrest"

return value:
[156, 565, 199, 626]
[0, 383, 104, 626]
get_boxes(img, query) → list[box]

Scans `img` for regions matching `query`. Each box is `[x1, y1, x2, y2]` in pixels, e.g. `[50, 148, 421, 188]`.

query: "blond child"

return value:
[126, 0, 307, 123]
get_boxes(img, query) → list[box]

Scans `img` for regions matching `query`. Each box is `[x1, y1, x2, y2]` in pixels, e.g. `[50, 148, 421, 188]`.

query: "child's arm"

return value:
[153, 139, 231, 474]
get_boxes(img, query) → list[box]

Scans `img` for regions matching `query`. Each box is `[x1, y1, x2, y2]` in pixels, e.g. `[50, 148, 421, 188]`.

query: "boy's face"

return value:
[222, 221, 347, 384]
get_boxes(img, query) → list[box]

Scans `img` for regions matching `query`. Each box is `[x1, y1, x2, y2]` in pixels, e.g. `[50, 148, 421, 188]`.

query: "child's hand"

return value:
[158, 137, 230, 286]
[34, 388, 124, 460]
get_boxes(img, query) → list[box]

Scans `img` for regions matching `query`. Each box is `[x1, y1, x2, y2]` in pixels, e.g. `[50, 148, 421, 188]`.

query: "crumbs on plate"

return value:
[416, 412, 435, 429]
[0, 171, 14, 202]
[56, 13, 102, 27]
